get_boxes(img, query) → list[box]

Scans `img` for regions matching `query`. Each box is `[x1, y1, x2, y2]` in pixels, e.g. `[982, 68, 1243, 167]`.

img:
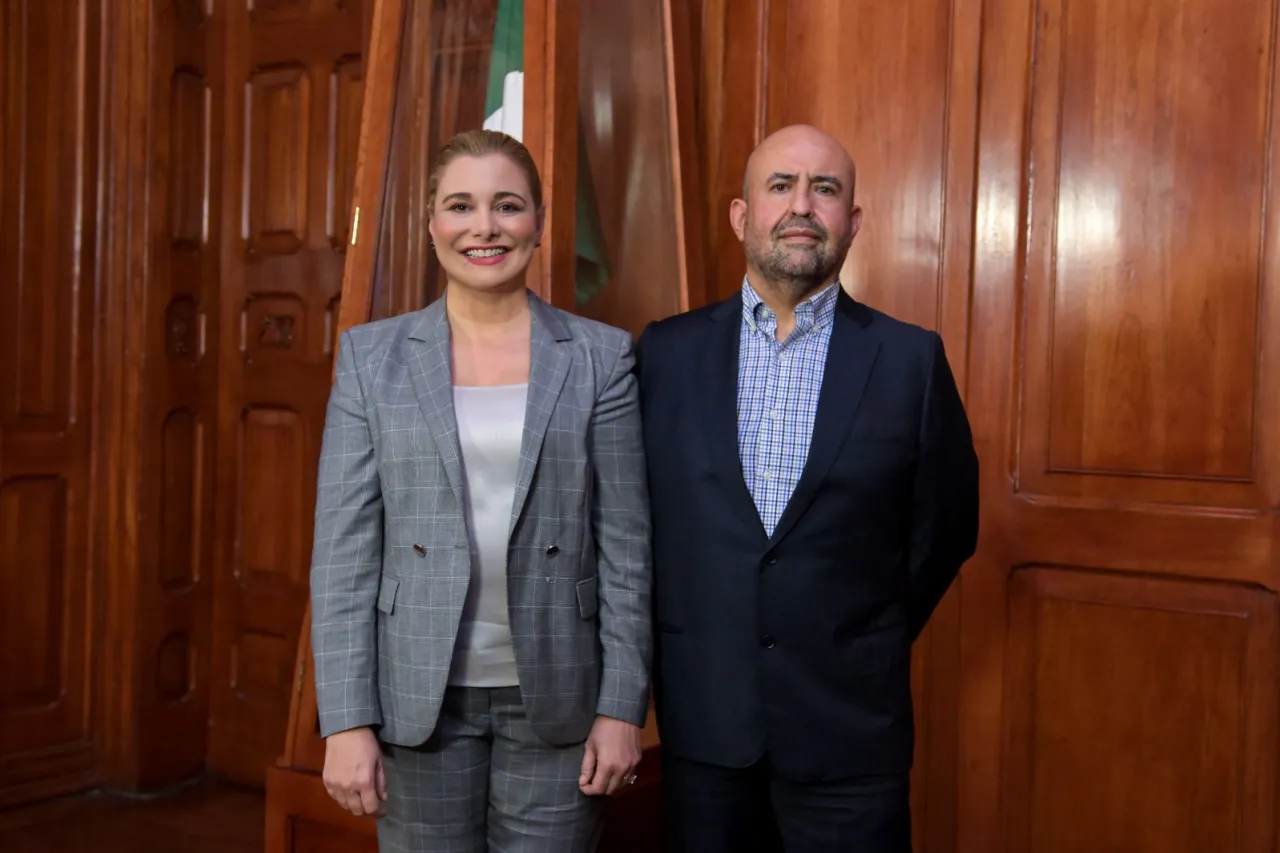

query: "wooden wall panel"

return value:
[211, 0, 366, 785]
[696, 0, 766, 306]
[964, 0, 1280, 850]
[1003, 568, 1278, 853]
[122, 0, 224, 789]
[575, 0, 683, 334]
[1020, 0, 1275, 506]
[0, 0, 99, 807]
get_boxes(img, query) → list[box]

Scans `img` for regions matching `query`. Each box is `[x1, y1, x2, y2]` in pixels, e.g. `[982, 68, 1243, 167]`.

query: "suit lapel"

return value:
[509, 293, 571, 536]
[702, 297, 769, 542]
[767, 291, 880, 548]
[406, 298, 466, 508]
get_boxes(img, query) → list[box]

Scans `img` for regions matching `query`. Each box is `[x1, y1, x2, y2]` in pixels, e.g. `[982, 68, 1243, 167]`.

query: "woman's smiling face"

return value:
[428, 153, 543, 294]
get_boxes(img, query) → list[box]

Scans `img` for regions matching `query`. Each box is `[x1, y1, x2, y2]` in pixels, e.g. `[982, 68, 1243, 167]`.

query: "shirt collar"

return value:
[740, 277, 840, 337]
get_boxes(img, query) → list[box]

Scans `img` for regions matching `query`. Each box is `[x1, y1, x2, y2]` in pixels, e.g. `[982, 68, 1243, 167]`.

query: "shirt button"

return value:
[761, 469, 772, 480]
[769, 409, 781, 419]
[760, 634, 776, 649]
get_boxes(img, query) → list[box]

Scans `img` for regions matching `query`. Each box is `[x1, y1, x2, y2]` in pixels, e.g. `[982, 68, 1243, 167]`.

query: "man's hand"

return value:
[322, 727, 387, 817]
[579, 715, 642, 796]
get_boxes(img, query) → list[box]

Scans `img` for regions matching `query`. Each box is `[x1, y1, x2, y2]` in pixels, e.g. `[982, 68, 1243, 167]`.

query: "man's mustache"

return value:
[772, 218, 827, 241]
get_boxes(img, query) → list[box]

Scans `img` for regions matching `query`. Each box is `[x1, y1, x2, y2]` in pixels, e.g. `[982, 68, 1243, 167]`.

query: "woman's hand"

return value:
[323, 727, 387, 816]
[578, 715, 642, 796]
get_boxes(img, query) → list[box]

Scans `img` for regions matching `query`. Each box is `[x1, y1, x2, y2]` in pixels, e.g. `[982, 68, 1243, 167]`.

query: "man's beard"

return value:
[745, 220, 845, 297]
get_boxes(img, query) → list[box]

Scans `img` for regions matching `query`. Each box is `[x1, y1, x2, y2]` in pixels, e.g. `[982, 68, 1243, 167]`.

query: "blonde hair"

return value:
[426, 129, 543, 215]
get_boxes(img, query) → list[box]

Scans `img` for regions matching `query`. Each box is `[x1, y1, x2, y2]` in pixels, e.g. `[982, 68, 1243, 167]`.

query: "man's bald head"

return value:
[731, 124, 862, 301]
[741, 125, 857, 201]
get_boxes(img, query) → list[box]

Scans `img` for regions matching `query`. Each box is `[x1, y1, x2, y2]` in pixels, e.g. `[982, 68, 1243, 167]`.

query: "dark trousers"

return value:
[661, 753, 911, 853]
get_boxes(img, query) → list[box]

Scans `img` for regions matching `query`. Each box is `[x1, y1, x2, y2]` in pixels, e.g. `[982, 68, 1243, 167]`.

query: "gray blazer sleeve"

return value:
[590, 337, 653, 726]
[310, 330, 385, 737]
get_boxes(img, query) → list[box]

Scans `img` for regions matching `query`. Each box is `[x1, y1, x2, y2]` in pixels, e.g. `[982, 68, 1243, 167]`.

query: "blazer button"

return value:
[760, 634, 776, 649]
[413, 543, 426, 556]
[545, 544, 560, 556]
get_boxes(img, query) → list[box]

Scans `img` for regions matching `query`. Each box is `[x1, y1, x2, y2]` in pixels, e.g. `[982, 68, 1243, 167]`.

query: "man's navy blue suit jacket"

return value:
[635, 286, 979, 782]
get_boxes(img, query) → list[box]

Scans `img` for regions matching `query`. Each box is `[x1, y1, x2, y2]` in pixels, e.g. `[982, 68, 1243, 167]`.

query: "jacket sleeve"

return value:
[310, 330, 385, 736]
[589, 334, 654, 726]
[907, 332, 980, 640]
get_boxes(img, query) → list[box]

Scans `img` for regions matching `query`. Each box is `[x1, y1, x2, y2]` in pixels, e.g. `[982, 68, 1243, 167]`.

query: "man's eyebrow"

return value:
[765, 172, 844, 191]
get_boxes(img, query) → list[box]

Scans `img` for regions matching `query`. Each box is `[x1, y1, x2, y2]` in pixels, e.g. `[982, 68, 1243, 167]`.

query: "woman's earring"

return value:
[430, 241, 436, 249]
[535, 241, 541, 247]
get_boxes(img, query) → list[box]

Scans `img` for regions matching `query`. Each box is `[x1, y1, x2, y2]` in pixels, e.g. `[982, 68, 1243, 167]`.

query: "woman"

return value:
[309, 129, 652, 853]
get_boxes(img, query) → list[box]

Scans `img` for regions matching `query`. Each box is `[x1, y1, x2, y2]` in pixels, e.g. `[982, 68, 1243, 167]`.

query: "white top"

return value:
[447, 383, 528, 687]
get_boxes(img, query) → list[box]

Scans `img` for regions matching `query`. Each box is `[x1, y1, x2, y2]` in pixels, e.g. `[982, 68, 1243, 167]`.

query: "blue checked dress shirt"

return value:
[737, 278, 839, 536]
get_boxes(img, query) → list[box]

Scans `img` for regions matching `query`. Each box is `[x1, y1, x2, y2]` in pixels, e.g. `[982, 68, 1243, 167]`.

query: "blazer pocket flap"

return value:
[376, 576, 400, 615]
[575, 576, 599, 619]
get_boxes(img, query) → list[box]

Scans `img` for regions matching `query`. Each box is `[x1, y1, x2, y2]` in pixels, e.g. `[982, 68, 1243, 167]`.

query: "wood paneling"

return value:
[524, 0, 581, 307]
[575, 0, 704, 334]
[576, 0, 681, 333]
[87, 0, 223, 794]
[0, 0, 99, 807]
[1021, 0, 1275, 503]
[1002, 568, 1278, 853]
[211, 0, 367, 785]
[132, 0, 222, 788]
[961, 0, 1280, 849]
[699, 1, 1280, 851]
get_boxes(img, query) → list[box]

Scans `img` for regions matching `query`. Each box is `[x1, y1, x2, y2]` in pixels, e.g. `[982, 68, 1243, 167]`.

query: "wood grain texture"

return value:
[524, 0, 580, 308]
[210, 0, 369, 786]
[133, 0, 222, 788]
[1002, 568, 1278, 853]
[1021, 0, 1276, 503]
[962, 0, 1280, 850]
[574, 0, 682, 334]
[0, 0, 100, 807]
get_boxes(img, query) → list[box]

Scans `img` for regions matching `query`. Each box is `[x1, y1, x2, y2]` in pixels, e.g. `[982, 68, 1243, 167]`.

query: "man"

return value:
[635, 124, 979, 851]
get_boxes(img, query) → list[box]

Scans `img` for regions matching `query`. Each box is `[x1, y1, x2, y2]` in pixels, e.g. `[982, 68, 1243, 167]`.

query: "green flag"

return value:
[483, 0, 610, 304]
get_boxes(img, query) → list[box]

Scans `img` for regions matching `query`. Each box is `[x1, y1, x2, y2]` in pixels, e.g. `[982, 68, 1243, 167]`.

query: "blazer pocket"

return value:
[575, 576, 599, 620]
[846, 622, 909, 675]
[376, 576, 400, 615]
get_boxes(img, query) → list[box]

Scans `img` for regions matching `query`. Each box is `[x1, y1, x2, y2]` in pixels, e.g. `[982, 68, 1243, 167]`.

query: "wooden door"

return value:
[964, 1, 1280, 850]
[700, 1, 1280, 851]
[209, 0, 371, 785]
[0, 0, 100, 808]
